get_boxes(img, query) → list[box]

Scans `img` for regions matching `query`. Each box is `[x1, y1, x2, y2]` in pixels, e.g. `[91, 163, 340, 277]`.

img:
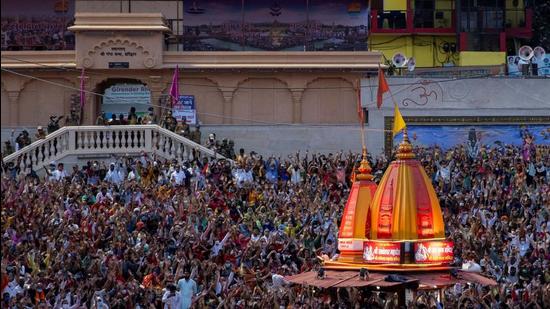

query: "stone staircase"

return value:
[2, 125, 230, 173]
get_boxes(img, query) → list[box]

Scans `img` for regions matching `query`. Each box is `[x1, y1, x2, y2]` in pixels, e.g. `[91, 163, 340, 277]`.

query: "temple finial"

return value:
[397, 127, 415, 160]
[356, 147, 373, 181]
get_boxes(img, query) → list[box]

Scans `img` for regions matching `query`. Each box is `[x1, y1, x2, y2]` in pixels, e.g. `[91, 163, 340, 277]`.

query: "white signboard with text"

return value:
[173, 95, 197, 125]
[103, 84, 151, 118]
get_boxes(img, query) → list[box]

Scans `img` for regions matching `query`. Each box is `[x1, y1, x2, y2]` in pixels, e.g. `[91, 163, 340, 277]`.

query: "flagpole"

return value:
[387, 83, 406, 133]
[385, 70, 408, 154]
[357, 80, 366, 153]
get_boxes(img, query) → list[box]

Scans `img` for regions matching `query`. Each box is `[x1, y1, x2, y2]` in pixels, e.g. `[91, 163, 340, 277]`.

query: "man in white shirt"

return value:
[2, 272, 23, 299]
[211, 232, 230, 257]
[177, 271, 197, 309]
[233, 165, 253, 188]
[170, 165, 186, 186]
[127, 168, 137, 181]
[45, 162, 68, 182]
[162, 284, 181, 309]
[104, 163, 123, 186]
[96, 187, 113, 203]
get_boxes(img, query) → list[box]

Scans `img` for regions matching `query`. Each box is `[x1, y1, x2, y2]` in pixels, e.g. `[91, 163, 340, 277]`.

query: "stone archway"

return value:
[18, 79, 76, 127]
[1, 83, 10, 126]
[94, 78, 150, 122]
[231, 78, 293, 124]
[177, 78, 225, 124]
[301, 77, 356, 124]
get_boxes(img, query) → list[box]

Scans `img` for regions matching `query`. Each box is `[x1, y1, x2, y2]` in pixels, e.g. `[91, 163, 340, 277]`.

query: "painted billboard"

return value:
[393, 124, 550, 150]
[1, 0, 75, 50]
[182, 0, 369, 51]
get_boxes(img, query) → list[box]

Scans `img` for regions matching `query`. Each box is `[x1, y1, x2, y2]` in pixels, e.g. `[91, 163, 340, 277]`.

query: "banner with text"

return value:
[413, 241, 454, 264]
[363, 241, 402, 264]
[173, 95, 197, 125]
[103, 84, 151, 119]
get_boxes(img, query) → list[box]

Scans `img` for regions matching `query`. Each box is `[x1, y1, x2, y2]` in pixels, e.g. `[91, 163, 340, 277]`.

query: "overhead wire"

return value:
[0, 55, 521, 91]
[2, 67, 548, 135]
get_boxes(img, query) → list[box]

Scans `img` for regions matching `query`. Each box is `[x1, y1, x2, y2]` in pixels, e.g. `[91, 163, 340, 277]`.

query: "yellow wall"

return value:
[434, 0, 454, 28]
[369, 35, 457, 68]
[384, 0, 407, 11]
[506, 0, 525, 9]
[458, 51, 506, 66]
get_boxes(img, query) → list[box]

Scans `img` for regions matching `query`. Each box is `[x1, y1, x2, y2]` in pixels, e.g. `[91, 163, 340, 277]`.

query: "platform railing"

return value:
[2, 125, 229, 172]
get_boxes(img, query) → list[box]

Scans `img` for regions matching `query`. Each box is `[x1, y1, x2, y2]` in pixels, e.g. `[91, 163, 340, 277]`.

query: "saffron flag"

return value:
[80, 68, 85, 109]
[356, 82, 364, 127]
[393, 104, 406, 136]
[377, 67, 389, 108]
[169, 65, 180, 107]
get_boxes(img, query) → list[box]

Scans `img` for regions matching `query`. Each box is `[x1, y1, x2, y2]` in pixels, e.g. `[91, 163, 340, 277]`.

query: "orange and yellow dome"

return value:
[368, 132, 445, 241]
[329, 131, 451, 271]
[337, 150, 377, 262]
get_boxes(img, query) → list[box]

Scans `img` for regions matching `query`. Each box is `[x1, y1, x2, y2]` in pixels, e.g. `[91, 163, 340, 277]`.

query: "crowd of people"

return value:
[1, 127, 549, 308]
[1, 17, 74, 51]
[2, 107, 209, 158]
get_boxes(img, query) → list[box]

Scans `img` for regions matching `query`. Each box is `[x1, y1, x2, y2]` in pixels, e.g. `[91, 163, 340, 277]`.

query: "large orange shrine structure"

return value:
[327, 131, 453, 271]
[286, 131, 496, 305]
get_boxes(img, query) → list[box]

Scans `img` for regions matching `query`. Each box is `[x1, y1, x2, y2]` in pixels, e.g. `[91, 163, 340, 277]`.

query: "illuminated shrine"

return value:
[286, 130, 497, 306]
[325, 130, 453, 271]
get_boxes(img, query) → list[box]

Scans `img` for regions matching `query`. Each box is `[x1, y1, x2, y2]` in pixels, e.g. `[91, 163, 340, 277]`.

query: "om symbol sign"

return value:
[402, 80, 441, 106]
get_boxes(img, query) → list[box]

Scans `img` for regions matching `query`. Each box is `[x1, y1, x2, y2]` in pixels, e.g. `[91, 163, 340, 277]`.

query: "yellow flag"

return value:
[393, 104, 406, 136]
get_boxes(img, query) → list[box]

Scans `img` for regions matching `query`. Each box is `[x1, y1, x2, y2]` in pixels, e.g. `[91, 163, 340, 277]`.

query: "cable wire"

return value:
[2, 67, 548, 135]
[1, 55, 530, 90]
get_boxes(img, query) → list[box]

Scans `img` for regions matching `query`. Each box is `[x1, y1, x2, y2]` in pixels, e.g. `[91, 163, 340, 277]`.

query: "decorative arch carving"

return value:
[0, 82, 10, 125]
[18, 78, 75, 126]
[232, 77, 293, 124]
[160, 76, 221, 94]
[88, 38, 150, 57]
[234, 77, 291, 92]
[19, 76, 77, 93]
[302, 77, 357, 124]
[84, 37, 154, 69]
[304, 76, 355, 90]
[171, 77, 225, 124]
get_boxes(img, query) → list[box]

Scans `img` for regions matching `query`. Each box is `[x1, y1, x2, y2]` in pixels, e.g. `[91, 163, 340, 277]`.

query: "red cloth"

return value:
[1, 273, 9, 294]
[377, 67, 389, 108]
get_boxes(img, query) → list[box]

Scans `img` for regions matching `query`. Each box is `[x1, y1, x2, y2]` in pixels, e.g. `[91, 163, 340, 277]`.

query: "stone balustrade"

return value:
[2, 125, 228, 173]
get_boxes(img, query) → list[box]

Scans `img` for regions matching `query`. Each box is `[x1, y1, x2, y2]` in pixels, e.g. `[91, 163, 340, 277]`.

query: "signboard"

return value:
[338, 239, 364, 252]
[103, 84, 151, 119]
[413, 241, 454, 264]
[173, 95, 197, 125]
[109, 62, 129, 69]
[363, 241, 402, 264]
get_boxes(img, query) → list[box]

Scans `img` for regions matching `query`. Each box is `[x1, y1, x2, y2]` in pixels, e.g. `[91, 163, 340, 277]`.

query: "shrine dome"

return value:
[367, 131, 445, 241]
[337, 150, 378, 262]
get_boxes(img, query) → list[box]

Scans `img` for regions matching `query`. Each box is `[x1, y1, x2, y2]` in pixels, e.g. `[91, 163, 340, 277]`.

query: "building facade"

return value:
[1, 0, 548, 155]
[370, 0, 534, 68]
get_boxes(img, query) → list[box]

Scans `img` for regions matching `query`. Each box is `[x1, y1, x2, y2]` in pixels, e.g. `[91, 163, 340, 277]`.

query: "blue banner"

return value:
[173, 95, 197, 125]
[394, 124, 550, 150]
